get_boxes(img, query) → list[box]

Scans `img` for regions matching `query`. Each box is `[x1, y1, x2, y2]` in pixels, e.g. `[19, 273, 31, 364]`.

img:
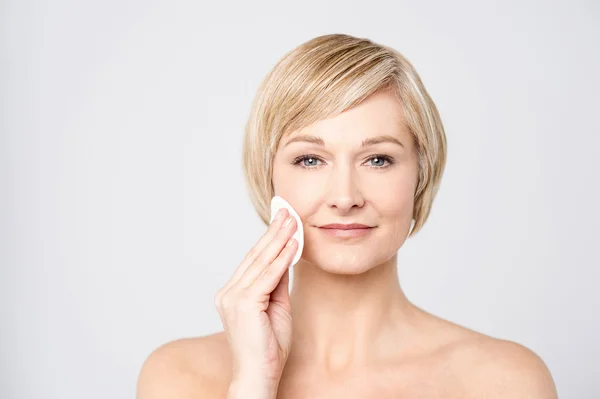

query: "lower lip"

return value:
[318, 227, 373, 238]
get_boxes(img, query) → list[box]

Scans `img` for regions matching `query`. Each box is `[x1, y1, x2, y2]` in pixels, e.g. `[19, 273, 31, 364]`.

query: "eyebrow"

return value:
[284, 134, 405, 149]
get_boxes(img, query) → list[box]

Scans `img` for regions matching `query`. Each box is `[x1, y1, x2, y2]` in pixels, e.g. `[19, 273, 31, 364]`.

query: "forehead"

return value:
[284, 88, 411, 146]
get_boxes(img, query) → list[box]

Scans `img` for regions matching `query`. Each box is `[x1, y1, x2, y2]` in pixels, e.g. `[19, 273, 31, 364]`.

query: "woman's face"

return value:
[272, 88, 419, 274]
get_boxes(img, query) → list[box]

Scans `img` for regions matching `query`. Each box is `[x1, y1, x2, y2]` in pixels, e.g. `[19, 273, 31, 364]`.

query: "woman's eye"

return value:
[292, 155, 323, 168]
[369, 157, 387, 167]
[301, 156, 321, 167]
[292, 154, 394, 169]
[364, 155, 394, 168]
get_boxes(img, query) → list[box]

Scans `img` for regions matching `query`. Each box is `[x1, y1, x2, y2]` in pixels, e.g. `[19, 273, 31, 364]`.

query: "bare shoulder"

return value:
[446, 335, 558, 398]
[136, 332, 232, 399]
[414, 308, 557, 398]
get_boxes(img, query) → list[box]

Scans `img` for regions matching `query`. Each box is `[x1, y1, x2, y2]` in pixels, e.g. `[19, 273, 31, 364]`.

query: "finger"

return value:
[254, 238, 296, 296]
[221, 208, 290, 292]
[238, 216, 297, 289]
[269, 261, 290, 306]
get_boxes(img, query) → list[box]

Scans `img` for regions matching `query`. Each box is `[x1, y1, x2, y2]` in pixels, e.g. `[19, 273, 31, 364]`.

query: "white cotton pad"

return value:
[270, 195, 304, 267]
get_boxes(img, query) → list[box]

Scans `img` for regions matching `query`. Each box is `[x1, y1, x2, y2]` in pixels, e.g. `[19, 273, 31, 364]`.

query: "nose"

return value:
[325, 162, 365, 213]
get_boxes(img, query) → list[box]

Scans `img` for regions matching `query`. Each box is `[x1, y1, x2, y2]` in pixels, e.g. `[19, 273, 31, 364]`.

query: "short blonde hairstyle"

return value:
[242, 34, 447, 237]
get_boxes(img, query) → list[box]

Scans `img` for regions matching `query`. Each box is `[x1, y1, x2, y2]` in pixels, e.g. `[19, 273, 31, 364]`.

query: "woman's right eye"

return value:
[292, 155, 324, 169]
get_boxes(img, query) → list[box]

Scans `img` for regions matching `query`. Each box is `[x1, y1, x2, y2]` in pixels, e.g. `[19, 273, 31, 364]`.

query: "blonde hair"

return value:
[242, 34, 447, 237]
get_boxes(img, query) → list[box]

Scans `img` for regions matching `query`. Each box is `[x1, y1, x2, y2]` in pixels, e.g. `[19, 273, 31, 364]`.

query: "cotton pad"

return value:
[270, 195, 304, 267]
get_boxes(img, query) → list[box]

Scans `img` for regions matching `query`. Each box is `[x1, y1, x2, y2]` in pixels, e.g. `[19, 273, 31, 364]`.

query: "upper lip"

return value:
[319, 223, 373, 230]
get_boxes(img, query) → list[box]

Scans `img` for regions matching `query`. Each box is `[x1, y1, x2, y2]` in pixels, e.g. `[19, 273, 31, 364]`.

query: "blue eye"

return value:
[291, 154, 395, 170]
[369, 156, 388, 167]
[296, 156, 322, 168]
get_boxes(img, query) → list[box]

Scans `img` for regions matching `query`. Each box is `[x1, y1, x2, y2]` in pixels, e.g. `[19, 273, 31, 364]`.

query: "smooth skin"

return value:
[137, 87, 558, 398]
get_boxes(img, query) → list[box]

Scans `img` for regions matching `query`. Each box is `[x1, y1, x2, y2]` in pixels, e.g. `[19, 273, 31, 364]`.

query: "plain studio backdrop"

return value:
[2, 0, 599, 398]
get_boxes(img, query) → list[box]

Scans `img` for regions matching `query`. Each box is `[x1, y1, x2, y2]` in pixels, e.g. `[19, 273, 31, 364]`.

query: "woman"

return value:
[137, 34, 558, 398]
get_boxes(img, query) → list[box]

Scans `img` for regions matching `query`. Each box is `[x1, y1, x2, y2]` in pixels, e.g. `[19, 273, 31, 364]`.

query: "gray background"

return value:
[2, 0, 599, 398]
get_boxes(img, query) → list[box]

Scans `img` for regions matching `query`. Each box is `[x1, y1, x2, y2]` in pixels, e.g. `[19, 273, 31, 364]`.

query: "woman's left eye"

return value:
[291, 154, 394, 169]
[368, 156, 393, 167]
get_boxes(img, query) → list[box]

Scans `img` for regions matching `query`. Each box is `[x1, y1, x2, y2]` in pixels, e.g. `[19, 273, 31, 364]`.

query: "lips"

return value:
[319, 223, 372, 230]
[317, 223, 374, 238]
[319, 225, 373, 239]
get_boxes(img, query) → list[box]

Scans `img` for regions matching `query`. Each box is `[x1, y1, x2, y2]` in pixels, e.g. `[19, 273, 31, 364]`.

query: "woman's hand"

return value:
[215, 208, 298, 397]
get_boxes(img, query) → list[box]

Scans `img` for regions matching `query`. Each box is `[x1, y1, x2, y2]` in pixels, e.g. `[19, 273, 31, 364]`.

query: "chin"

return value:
[303, 250, 387, 275]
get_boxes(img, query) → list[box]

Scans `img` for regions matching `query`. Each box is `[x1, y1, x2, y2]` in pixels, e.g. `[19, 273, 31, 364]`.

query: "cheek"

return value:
[369, 171, 415, 213]
[380, 183, 414, 214]
[273, 190, 317, 226]
[271, 182, 312, 227]
[371, 178, 416, 247]
[272, 162, 326, 218]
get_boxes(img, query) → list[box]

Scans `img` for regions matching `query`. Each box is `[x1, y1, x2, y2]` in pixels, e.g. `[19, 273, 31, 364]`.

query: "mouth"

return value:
[317, 225, 375, 238]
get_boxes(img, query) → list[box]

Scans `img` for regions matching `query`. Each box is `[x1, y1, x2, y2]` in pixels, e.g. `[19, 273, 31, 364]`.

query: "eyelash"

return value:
[291, 154, 395, 170]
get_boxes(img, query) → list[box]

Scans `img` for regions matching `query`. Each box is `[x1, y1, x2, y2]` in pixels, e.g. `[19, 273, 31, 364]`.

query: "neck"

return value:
[287, 254, 417, 373]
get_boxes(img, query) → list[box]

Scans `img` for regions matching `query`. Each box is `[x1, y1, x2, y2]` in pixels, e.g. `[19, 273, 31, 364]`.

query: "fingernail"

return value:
[286, 238, 295, 247]
[283, 215, 294, 227]
[274, 208, 284, 221]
